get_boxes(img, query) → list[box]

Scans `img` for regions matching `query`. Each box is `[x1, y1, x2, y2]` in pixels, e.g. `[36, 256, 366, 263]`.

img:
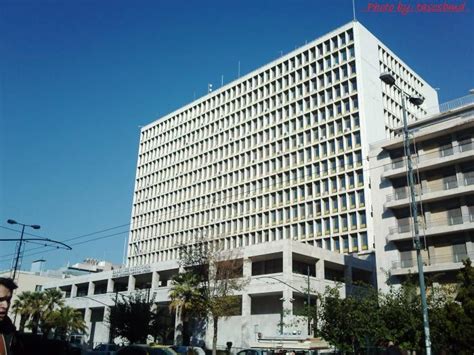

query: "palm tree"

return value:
[51, 306, 87, 340]
[168, 272, 204, 345]
[27, 291, 46, 334]
[43, 289, 64, 311]
[40, 289, 65, 338]
[12, 291, 34, 332]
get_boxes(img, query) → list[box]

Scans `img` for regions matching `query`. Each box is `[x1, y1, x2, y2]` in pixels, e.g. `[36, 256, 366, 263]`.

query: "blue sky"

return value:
[1, 0, 472, 271]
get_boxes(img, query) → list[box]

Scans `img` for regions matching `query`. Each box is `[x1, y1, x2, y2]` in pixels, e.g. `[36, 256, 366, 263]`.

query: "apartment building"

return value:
[371, 95, 474, 290]
[128, 21, 438, 267]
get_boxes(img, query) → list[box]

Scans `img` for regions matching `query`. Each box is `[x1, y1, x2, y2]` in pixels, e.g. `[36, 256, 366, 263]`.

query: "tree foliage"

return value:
[317, 260, 474, 354]
[318, 285, 384, 353]
[11, 288, 84, 340]
[107, 291, 155, 344]
[169, 244, 248, 355]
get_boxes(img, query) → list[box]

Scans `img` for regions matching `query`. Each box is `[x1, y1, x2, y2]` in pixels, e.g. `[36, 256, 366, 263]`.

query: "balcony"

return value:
[383, 140, 474, 179]
[385, 174, 474, 209]
[387, 213, 474, 242]
[391, 251, 474, 276]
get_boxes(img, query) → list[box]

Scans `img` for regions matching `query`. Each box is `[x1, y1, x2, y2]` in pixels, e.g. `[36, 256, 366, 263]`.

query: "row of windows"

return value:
[136, 127, 362, 197]
[134, 148, 364, 219]
[132, 205, 367, 252]
[378, 47, 425, 93]
[138, 92, 359, 180]
[378, 46, 428, 137]
[132, 188, 366, 244]
[134, 146, 363, 207]
[140, 61, 357, 160]
[140, 29, 355, 142]
[139, 112, 360, 180]
[132, 171, 365, 241]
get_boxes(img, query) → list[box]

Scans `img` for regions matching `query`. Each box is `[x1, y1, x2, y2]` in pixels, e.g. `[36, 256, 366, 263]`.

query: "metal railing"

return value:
[384, 140, 474, 172]
[438, 94, 474, 113]
[388, 213, 472, 236]
[386, 173, 474, 203]
[392, 251, 474, 270]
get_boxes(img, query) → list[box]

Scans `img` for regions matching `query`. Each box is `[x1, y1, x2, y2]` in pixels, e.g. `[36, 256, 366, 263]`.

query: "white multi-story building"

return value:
[128, 21, 437, 267]
[371, 95, 474, 290]
[43, 20, 440, 349]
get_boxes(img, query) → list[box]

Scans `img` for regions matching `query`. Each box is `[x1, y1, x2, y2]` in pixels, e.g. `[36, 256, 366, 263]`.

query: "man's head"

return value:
[0, 278, 17, 322]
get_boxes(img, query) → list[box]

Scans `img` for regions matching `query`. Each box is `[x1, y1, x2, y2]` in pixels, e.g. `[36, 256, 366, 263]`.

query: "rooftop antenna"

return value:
[352, 0, 357, 21]
[221, 75, 224, 87]
[238, 61, 241, 78]
[208, 83, 213, 93]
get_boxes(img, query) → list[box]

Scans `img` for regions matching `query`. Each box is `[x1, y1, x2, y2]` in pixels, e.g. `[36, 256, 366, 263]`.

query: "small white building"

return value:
[43, 239, 373, 349]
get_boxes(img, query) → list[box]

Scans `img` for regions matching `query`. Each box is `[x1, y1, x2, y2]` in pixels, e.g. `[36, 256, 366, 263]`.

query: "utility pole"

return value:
[307, 266, 311, 336]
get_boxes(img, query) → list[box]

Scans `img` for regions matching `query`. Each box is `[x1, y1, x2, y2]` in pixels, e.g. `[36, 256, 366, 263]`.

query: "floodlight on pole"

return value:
[379, 73, 431, 355]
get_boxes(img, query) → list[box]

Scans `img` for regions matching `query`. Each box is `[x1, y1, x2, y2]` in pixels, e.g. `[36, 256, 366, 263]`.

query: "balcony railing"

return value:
[384, 140, 474, 172]
[388, 213, 470, 236]
[386, 174, 474, 203]
[392, 251, 474, 270]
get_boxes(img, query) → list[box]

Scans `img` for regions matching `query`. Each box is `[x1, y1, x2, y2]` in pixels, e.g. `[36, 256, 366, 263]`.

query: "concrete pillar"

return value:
[243, 257, 252, 277]
[455, 164, 464, 186]
[84, 308, 92, 347]
[151, 271, 160, 289]
[466, 235, 473, 255]
[88, 281, 95, 296]
[84, 307, 92, 329]
[344, 265, 353, 291]
[242, 293, 251, 316]
[461, 204, 470, 221]
[104, 306, 112, 343]
[282, 246, 292, 279]
[71, 284, 77, 298]
[428, 245, 436, 264]
[316, 259, 325, 280]
[281, 289, 294, 335]
[127, 275, 136, 292]
[106, 278, 114, 293]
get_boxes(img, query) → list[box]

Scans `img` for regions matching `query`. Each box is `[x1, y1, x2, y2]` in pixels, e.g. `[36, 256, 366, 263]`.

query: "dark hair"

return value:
[0, 277, 18, 292]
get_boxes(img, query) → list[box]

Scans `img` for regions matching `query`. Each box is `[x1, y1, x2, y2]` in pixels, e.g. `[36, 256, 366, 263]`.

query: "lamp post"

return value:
[379, 73, 431, 355]
[7, 219, 41, 281]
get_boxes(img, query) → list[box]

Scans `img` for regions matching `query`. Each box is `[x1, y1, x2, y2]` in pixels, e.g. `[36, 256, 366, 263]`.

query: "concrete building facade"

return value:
[43, 21, 441, 349]
[370, 96, 474, 290]
[43, 240, 372, 349]
[128, 21, 438, 267]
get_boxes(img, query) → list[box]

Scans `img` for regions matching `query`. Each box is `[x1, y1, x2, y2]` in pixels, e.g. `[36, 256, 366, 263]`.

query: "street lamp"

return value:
[7, 219, 41, 281]
[379, 73, 431, 355]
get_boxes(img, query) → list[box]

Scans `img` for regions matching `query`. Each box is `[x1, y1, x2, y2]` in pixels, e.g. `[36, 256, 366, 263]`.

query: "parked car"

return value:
[170, 345, 206, 355]
[117, 344, 177, 355]
[236, 349, 274, 355]
[87, 343, 120, 355]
